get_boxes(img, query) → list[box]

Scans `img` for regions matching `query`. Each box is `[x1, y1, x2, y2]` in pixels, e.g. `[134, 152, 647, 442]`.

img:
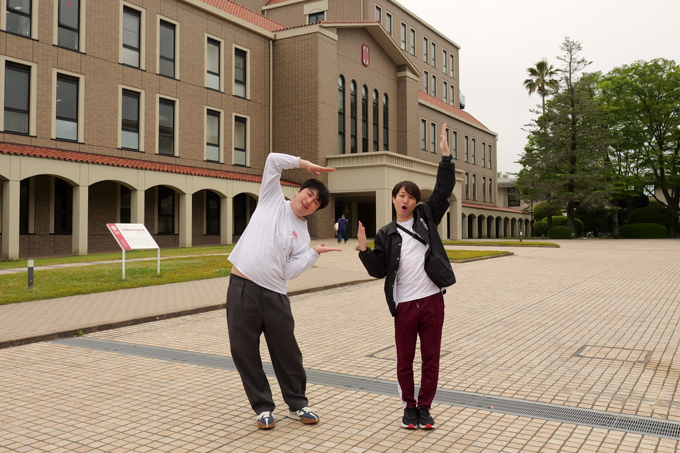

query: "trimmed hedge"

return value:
[548, 225, 574, 239]
[533, 216, 584, 237]
[619, 223, 668, 239]
[628, 206, 673, 227]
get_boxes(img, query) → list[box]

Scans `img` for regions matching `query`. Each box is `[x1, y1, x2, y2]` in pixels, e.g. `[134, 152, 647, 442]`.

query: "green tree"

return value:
[524, 59, 560, 115]
[598, 59, 680, 236]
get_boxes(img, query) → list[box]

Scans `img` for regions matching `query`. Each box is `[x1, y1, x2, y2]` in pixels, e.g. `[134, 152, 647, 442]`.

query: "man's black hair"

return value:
[392, 181, 421, 203]
[300, 178, 330, 210]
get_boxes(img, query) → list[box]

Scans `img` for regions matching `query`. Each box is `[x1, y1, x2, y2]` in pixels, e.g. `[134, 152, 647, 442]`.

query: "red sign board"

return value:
[107, 223, 159, 250]
[362, 44, 370, 67]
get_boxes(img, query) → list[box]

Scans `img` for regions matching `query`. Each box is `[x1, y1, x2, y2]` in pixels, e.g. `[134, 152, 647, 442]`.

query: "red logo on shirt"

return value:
[291, 231, 298, 239]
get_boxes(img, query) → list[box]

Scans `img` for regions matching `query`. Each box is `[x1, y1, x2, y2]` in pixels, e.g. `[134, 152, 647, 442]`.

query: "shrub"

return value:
[533, 203, 560, 222]
[619, 223, 668, 239]
[548, 225, 574, 239]
[628, 206, 673, 227]
[532, 216, 584, 237]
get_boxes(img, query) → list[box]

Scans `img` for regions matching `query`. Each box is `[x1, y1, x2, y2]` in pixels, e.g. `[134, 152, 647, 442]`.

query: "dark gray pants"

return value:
[226, 275, 308, 414]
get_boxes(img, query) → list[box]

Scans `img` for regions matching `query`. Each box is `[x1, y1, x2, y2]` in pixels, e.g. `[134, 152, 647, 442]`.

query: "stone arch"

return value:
[233, 191, 258, 238]
[503, 217, 510, 238]
[477, 214, 486, 239]
[511, 218, 518, 237]
[487, 215, 494, 239]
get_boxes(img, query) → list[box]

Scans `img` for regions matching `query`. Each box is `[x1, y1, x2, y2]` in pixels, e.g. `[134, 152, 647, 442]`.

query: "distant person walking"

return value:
[357, 123, 456, 430]
[337, 214, 349, 243]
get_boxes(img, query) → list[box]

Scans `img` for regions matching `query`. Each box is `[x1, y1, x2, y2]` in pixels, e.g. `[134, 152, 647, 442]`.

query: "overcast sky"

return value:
[397, 0, 680, 175]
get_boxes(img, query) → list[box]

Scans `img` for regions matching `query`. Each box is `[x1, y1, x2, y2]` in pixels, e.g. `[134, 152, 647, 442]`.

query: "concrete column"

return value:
[179, 192, 192, 248]
[489, 217, 496, 239]
[221, 196, 232, 245]
[462, 215, 468, 239]
[72, 185, 89, 256]
[449, 198, 462, 240]
[375, 189, 392, 233]
[131, 189, 145, 224]
[2, 180, 20, 260]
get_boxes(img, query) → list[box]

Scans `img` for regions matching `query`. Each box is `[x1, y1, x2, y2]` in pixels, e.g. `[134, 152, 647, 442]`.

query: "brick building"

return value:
[0, 0, 528, 260]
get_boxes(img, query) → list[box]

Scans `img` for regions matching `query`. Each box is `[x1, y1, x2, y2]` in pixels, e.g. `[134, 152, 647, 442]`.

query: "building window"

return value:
[55, 74, 79, 141]
[361, 85, 368, 153]
[122, 6, 141, 68]
[350, 80, 357, 153]
[372, 89, 378, 151]
[308, 11, 324, 23]
[3, 62, 30, 135]
[157, 186, 175, 234]
[472, 138, 476, 164]
[19, 178, 29, 234]
[450, 84, 454, 106]
[508, 188, 520, 206]
[472, 174, 477, 200]
[443, 81, 447, 103]
[375, 5, 381, 21]
[450, 54, 454, 78]
[58, 0, 80, 50]
[54, 177, 73, 234]
[400, 23, 406, 50]
[452, 131, 458, 159]
[420, 119, 426, 150]
[488, 145, 493, 169]
[121, 89, 141, 150]
[158, 20, 176, 78]
[338, 75, 345, 154]
[206, 190, 220, 235]
[489, 179, 493, 203]
[120, 185, 131, 223]
[483, 177, 487, 202]
[382, 94, 389, 150]
[423, 37, 428, 63]
[431, 42, 436, 67]
[445, 127, 450, 155]
[464, 135, 469, 162]
[443, 49, 447, 74]
[432, 74, 436, 97]
[234, 48, 247, 98]
[430, 122, 436, 153]
[482, 142, 486, 167]
[206, 37, 221, 91]
[465, 173, 469, 199]
[423, 70, 428, 94]
[6, 0, 31, 37]
[410, 28, 415, 56]
[206, 109, 220, 162]
[386, 12, 392, 35]
[234, 115, 247, 166]
[158, 98, 175, 156]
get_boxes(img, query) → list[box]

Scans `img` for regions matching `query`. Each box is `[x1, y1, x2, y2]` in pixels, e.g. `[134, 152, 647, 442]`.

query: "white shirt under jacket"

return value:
[393, 218, 441, 305]
[228, 153, 320, 295]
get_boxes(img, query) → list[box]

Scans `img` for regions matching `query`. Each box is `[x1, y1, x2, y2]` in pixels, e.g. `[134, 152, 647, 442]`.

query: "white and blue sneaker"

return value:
[257, 411, 275, 429]
[287, 407, 320, 424]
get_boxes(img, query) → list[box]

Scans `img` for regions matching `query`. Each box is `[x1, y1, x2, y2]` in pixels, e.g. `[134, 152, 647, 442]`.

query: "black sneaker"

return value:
[417, 406, 435, 429]
[401, 406, 418, 429]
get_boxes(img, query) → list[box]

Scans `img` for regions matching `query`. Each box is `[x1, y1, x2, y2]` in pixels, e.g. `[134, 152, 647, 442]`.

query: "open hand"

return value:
[313, 243, 342, 254]
[300, 159, 335, 175]
[357, 221, 367, 251]
[439, 122, 450, 156]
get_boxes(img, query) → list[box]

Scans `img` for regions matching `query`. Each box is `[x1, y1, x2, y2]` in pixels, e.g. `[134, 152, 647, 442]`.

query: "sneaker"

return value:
[257, 411, 275, 429]
[417, 406, 435, 429]
[401, 406, 418, 429]
[287, 407, 320, 424]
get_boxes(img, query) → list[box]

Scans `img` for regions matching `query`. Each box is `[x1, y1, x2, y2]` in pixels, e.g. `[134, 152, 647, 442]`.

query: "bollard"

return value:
[28, 259, 34, 289]
[519, 231, 523, 242]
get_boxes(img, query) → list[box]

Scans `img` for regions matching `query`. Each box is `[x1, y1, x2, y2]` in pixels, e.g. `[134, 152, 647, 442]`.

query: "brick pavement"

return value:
[2, 239, 680, 452]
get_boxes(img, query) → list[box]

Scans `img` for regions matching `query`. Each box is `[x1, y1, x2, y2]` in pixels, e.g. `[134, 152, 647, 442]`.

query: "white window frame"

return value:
[423, 36, 428, 64]
[488, 145, 493, 169]
[430, 121, 436, 153]
[423, 70, 429, 94]
[409, 28, 416, 56]
[400, 22, 406, 50]
[482, 142, 486, 167]
[118, 84, 145, 151]
[375, 5, 381, 21]
[232, 44, 251, 100]
[431, 41, 436, 68]
[119, 1, 146, 70]
[420, 118, 427, 150]
[51, 68, 85, 143]
[53, 0, 87, 52]
[156, 15, 180, 79]
[232, 113, 250, 167]
[450, 84, 455, 106]
[450, 54, 455, 78]
[452, 130, 458, 159]
[483, 176, 487, 202]
[205, 33, 224, 92]
[385, 11, 392, 35]
[0, 56, 38, 136]
[156, 94, 180, 157]
[443, 49, 447, 74]
[303, 0, 328, 23]
[443, 81, 448, 103]
[205, 106, 224, 163]
[1, 0, 39, 39]
[432, 74, 436, 98]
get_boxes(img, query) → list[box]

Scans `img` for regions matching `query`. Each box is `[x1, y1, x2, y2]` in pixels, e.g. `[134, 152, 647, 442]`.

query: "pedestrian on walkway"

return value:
[336, 214, 349, 243]
[227, 152, 340, 430]
[357, 123, 456, 430]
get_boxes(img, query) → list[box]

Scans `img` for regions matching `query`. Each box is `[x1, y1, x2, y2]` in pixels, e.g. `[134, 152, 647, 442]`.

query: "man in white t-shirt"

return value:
[227, 153, 340, 430]
[357, 124, 456, 430]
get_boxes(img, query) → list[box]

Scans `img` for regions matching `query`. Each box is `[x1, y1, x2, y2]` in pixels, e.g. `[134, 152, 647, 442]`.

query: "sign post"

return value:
[106, 224, 160, 280]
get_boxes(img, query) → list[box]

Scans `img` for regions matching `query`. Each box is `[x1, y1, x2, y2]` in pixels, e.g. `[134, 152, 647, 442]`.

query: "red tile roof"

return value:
[0, 142, 299, 187]
[462, 202, 524, 214]
[419, 92, 489, 131]
[200, 0, 286, 32]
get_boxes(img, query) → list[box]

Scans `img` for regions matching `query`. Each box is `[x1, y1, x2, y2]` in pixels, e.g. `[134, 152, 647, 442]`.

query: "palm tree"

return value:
[523, 59, 560, 114]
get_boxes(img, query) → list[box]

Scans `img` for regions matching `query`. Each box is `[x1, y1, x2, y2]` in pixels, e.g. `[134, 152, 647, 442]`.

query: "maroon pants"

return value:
[394, 292, 445, 408]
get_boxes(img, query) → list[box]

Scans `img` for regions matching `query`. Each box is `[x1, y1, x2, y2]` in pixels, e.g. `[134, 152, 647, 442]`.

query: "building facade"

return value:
[0, 0, 528, 260]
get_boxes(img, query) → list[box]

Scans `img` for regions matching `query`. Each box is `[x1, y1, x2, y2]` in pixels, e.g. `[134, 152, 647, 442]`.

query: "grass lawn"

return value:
[0, 255, 232, 306]
[364, 242, 512, 261]
[0, 244, 235, 270]
[442, 240, 559, 248]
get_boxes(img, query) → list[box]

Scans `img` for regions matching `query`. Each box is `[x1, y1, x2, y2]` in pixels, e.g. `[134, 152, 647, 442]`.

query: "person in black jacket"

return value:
[357, 123, 456, 430]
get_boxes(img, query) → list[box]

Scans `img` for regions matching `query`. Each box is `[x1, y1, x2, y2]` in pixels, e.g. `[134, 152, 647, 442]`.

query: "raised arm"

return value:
[424, 123, 456, 224]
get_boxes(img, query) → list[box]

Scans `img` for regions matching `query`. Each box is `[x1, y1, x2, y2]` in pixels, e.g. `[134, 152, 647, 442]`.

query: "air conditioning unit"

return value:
[459, 92, 466, 110]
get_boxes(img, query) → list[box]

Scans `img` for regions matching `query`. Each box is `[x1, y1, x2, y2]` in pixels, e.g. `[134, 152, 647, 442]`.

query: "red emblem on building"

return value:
[362, 44, 370, 67]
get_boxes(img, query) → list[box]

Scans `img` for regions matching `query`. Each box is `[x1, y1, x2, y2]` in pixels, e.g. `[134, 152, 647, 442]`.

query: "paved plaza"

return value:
[2, 239, 680, 452]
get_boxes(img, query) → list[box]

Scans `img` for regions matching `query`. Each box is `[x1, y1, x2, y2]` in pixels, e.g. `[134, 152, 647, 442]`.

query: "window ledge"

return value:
[120, 63, 146, 71]
[232, 95, 250, 101]
[52, 138, 83, 144]
[53, 44, 86, 55]
[1, 30, 39, 41]
[205, 87, 223, 93]
[119, 148, 144, 152]
[2, 131, 37, 138]
[157, 73, 179, 81]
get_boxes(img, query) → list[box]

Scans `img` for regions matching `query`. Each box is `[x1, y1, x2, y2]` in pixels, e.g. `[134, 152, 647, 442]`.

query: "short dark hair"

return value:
[392, 181, 421, 203]
[300, 178, 330, 210]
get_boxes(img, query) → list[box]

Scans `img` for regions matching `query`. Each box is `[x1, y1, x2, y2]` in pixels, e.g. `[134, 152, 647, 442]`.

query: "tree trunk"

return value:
[612, 209, 620, 238]
[669, 205, 679, 238]
[547, 214, 553, 233]
[567, 201, 576, 235]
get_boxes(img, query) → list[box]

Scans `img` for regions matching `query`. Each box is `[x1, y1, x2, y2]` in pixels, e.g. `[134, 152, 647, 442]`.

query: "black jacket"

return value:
[359, 157, 456, 317]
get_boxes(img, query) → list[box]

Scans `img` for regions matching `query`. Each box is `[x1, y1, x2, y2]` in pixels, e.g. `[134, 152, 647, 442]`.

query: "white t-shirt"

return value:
[393, 218, 441, 304]
[228, 153, 320, 295]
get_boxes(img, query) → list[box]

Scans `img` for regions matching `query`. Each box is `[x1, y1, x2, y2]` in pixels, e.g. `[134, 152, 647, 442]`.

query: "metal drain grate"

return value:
[54, 337, 680, 440]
